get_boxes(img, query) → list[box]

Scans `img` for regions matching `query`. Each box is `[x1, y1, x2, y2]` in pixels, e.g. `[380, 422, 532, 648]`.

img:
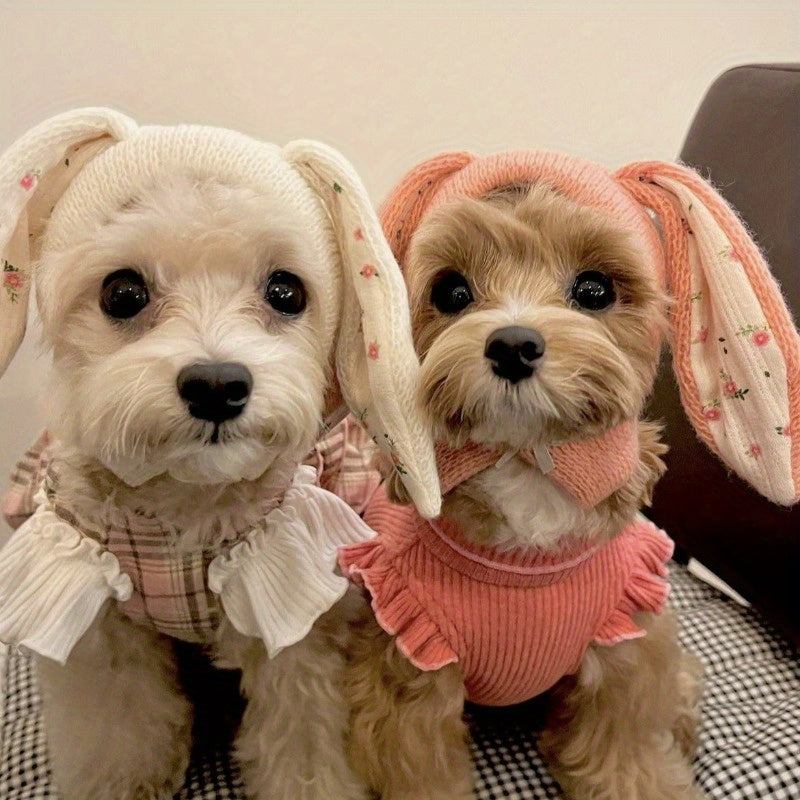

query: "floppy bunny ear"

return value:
[380, 151, 474, 265]
[284, 140, 441, 518]
[0, 108, 137, 377]
[616, 161, 800, 506]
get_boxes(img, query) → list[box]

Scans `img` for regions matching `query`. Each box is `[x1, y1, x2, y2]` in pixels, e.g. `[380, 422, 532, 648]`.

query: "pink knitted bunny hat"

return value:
[381, 150, 800, 507]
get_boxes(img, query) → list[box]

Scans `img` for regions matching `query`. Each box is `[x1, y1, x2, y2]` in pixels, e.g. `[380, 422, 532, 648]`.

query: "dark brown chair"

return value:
[648, 64, 800, 644]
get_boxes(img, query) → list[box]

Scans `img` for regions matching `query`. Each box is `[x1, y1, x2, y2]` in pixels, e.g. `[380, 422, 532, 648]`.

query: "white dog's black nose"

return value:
[484, 326, 545, 384]
[177, 362, 253, 423]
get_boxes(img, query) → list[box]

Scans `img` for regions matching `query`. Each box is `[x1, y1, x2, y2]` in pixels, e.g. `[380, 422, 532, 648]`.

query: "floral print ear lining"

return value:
[1, 168, 41, 304]
[346, 191, 410, 480]
[690, 245, 793, 473]
[310, 163, 437, 517]
[667, 172, 798, 504]
[3, 261, 22, 303]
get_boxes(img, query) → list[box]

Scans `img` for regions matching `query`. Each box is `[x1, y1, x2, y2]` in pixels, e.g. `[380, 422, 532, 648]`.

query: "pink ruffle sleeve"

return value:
[339, 503, 460, 672]
[593, 518, 674, 646]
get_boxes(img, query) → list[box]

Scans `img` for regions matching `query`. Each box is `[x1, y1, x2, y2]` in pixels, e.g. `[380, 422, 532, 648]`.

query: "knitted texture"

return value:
[379, 151, 474, 265]
[0, 108, 440, 517]
[617, 163, 800, 507]
[340, 485, 673, 706]
[435, 420, 639, 507]
[380, 150, 800, 506]
[0, 109, 137, 374]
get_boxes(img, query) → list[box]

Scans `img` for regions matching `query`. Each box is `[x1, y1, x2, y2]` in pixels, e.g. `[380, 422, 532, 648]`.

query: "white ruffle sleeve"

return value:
[207, 465, 376, 658]
[0, 500, 132, 664]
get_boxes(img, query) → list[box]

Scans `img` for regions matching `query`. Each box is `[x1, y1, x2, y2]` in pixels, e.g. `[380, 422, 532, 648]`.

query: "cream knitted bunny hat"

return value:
[381, 150, 800, 507]
[0, 107, 440, 518]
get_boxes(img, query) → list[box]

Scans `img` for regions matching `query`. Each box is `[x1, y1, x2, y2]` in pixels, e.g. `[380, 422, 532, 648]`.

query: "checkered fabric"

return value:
[3, 435, 300, 646]
[0, 642, 245, 800]
[305, 415, 382, 515]
[39, 466, 261, 646]
[1, 563, 798, 799]
[46, 496, 223, 646]
[1, 432, 49, 531]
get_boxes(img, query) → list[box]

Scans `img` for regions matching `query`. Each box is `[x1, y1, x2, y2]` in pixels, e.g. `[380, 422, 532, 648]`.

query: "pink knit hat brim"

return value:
[382, 149, 665, 286]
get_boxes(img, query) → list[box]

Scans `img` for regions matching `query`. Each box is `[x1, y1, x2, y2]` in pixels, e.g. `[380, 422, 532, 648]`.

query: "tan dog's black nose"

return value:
[177, 362, 253, 423]
[484, 326, 545, 384]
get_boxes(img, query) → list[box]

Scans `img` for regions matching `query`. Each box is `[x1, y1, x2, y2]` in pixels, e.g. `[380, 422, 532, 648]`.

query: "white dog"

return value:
[0, 108, 439, 800]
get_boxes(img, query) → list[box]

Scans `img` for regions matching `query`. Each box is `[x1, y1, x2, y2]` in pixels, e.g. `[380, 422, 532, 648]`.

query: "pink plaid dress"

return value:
[0, 421, 379, 662]
[37, 465, 256, 644]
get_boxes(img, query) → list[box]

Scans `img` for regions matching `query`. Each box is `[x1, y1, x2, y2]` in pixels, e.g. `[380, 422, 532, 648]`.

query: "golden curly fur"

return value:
[345, 184, 705, 799]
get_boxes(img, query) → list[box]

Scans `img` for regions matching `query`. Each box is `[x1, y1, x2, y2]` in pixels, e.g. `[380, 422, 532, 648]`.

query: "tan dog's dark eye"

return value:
[431, 271, 474, 314]
[571, 270, 616, 311]
[265, 270, 306, 316]
[100, 269, 150, 319]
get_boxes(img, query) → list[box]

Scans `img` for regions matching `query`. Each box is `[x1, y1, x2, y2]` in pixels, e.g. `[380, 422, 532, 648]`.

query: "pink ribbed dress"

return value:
[340, 484, 673, 707]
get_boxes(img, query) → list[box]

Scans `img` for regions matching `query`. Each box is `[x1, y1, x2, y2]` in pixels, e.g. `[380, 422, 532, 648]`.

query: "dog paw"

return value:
[243, 776, 369, 800]
[380, 788, 475, 800]
[672, 652, 704, 760]
[130, 740, 191, 800]
[47, 693, 191, 800]
[556, 776, 706, 800]
[55, 733, 190, 800]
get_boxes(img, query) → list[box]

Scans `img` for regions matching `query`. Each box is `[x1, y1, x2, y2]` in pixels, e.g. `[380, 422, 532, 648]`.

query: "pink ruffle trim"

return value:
[593, 520, 674, 646]
[339, 541, 459, 671]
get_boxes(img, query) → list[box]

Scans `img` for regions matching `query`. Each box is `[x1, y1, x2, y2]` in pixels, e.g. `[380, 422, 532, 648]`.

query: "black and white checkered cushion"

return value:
[1, 564, 798, 799]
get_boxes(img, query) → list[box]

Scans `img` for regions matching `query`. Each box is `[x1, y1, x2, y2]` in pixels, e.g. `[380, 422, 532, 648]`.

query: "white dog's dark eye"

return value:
[265, 270, 307, 316]
[100, 269, 150, 319]
[431, 271, 474, 314]
[571, 270, 616, 311]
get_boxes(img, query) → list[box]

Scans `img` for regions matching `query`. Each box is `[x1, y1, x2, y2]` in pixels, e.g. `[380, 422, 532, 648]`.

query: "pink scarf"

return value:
[435, 419, 639, 507]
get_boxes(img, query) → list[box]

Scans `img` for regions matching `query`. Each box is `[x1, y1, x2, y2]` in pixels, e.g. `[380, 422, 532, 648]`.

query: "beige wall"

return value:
[1, 0, 798, 542]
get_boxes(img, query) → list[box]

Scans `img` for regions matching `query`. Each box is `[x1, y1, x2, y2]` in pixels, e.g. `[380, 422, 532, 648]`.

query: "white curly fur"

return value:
[31, 177, 366, 800]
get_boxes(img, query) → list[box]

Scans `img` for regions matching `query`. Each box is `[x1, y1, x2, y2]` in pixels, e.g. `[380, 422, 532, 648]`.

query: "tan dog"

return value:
[0, 109, 439, 800]
[340, 151, 800, 800]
